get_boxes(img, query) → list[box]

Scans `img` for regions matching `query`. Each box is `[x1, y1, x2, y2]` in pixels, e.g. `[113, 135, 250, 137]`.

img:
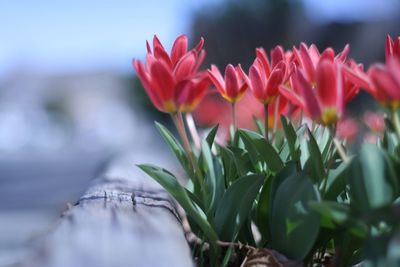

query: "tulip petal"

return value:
[342, 63, 372, 90]
[279, 84, 305, 108]
[309, 44, 321, 63]
[225, 64, 240, 100]
[153, 35, 166, 51]
[208, 65, 226, 95]
[299, 43, 316, 82]
[336, 44, 350, 62]
[174, 80, 193, 107]
[394, 37, 400, 60]
[237, 64, 251, 88]
[194, 37, 205, 53]
[174, 51, 196, 81]
[386, 35, 394, 63]
[294, 69, 321, 119]
[369, 64, 400, 100]
[171, 35, 188, 65]
[266, 66, 284, 99]
[154, 46, 172, 68]
[256, 47, 271, 77]
[146, 41, 152, 54]
[133, 60, 163, 110]
[320, 48, 335, 62]
[388, 58, 400, 92]
[336, 63, 344, 116]
[249, 64, 266, 101]
[271, 46, 285, 68]
[193, 49, 206, 73]
[316, 59, 337, 108]
[150, 60, 175, 101]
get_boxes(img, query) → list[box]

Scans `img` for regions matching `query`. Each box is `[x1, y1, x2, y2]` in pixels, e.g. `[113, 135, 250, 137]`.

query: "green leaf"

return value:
[228, 146, 255, 176]
[253, 116, 265, 136]
[304, 128, 326, 183]
[308, 130, 326, 181]
[269, 172, 320, 260]
[324, 160, 351, 200]
[310, 201, 350, 229]
[201, 140, 224, 214]
[214, 174, 265, 241]
[239, 129, 284, 173]
[349, 144, 396, 212]
[269, 163, 298, 209]
[237, 130, 263, 172]
[218, 145, 238, 185]
[155, 122, 192, 176]
[206, 125, 219, 148]
[138, 164, 219, 247]
[280, 116, 301, 161]
[256, 175, 274, 240]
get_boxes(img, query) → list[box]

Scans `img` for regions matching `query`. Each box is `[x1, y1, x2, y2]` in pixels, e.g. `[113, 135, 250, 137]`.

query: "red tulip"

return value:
[342, 60, 371, 102]
[133, 34, 208, 113]
[368, 58, 400, 109]
[364, 111, 385, 133]
[292, 42, 349, 84]
[238, 46, 287, 104]
[336, 117, 359, 142]
[386, 35, 400, 63]
[280, 59, 345, 125]
[208, 64, 248, 103]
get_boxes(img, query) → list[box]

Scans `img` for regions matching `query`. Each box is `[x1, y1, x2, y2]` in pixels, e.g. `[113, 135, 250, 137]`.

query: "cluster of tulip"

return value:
[134, 34, 400, 141]
[133, 35, 400, 266]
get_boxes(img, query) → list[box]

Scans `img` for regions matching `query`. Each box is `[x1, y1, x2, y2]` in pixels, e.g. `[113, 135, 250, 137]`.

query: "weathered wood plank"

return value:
[17, 153, 194, 267]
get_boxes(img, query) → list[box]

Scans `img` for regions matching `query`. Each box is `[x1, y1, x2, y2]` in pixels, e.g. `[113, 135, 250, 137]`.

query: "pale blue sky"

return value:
[0, 0, 398, 77]
[0, 0, 221, 76]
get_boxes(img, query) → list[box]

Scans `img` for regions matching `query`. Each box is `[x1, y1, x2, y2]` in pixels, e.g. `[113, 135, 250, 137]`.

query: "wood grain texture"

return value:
[17, 152, 194, 267]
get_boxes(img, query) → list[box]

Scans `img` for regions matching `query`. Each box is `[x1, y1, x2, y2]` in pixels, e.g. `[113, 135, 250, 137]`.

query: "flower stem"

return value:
[273, 97, 280, 134]
[171, 112, 202, 185]
[264, 103, 269, 141]
[232, 102, 237, 131]
[333, 138, 349, 163]
[328, 124, 349, 163]
[391, 109, 400, 141]
[185, 113, 201, 150]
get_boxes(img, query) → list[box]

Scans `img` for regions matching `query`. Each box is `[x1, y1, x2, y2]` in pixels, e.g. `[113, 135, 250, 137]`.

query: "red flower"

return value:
[342, 60, 371, 102]
[280, 59, 345, 125]
[368, 58, 400, 109]
[133, 35, 209, 113]
[364, 111, 385, 133]
[291, 43, 349, 84]
[386, 35, 400, 63]
[280, 43, 368, 125]
[238, 46, 287, 104]
[193, 92, 263, 140]
[208, 64, 248, 103]
[336, 117, 359, 142]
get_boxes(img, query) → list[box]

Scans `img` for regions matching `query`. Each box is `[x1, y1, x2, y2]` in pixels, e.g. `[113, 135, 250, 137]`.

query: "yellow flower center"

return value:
[381, 100, 400, 111]
[163, 100, 177, 113]
[319, 108, 338, 126]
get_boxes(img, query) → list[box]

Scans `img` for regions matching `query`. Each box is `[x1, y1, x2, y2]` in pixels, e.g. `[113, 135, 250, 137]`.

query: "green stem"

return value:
[171, 112, 203, 186]
[328, 124, 349, 163]
[185, 113, 201, 150]
[392, 109, 400, 141]
[273, 97, 280, 134]
[264, 103, 269, 141]
[299, 109, 304, 128]
[232, 102, 237, 131]
[333, 138, 349, 163]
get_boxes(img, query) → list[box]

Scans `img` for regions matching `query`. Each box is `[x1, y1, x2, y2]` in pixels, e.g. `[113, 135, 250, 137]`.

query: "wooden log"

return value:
[17, 153, 194, 267]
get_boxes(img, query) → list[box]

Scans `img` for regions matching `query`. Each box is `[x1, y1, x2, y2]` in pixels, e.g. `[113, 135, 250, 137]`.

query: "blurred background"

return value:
[0, 0, 399, 265]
